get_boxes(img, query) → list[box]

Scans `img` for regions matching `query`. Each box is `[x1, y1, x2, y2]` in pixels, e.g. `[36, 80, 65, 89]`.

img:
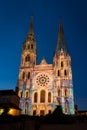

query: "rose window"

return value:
[36, 74, 49, 86]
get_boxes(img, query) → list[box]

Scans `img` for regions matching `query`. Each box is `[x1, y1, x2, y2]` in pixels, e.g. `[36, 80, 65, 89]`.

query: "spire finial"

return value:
[58, 20, 64, 41]
[29, 16, 34, 33]
[28, 16, 34, 38]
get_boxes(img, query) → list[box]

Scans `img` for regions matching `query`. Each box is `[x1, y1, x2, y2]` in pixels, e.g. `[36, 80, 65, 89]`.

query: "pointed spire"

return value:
[28, 16, 34, 38]
[56, 20, 68, 53]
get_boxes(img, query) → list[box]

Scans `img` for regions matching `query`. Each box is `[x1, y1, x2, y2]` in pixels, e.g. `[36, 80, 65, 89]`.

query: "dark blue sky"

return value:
[0, 0, 87, 110]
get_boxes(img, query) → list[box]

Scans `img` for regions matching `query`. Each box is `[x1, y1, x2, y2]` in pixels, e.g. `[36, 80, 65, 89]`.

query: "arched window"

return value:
[22, 72, 25, 79]
[58, 70, 60, 76]
[27, 72, 30, 79]
[31, 44, 33, 49]
[64, 70, 67, 76]
[25, 91, 29, 98]
[48, 92, 51, 103]
[65, 89, 68, 97]
[40, 90, 45, 103]
[19, 90, 22, 98]
[34, 92, 38, 103]
[58, 89, 61, 96]
[25, 55, 30, 62]
[65, 100, 69, 114]
[61, 61, 64, 67]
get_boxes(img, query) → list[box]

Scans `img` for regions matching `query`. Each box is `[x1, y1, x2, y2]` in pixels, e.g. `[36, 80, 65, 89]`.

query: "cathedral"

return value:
[16, 18, 74, 116]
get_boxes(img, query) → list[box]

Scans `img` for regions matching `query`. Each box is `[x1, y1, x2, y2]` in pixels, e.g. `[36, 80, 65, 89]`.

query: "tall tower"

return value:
[17, 18, 36, 114]
[53, 21, 74, 114]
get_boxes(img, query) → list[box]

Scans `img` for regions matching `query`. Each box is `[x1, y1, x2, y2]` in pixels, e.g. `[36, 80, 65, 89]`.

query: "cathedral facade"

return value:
[16, 19, 74, 116]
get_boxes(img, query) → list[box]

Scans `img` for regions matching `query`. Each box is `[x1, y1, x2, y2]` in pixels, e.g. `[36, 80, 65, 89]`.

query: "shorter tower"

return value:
[17, 19, 74, 115]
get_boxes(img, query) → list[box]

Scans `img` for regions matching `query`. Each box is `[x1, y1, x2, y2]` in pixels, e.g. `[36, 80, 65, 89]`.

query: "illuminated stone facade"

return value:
[16, 19, 74, 115]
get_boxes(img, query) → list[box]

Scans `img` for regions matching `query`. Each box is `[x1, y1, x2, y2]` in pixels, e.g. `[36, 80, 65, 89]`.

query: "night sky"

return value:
[0, 0, 87, 110]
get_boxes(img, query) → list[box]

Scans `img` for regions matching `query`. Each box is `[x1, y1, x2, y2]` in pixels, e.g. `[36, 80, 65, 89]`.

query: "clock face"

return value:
[36, 74, 50, 86]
